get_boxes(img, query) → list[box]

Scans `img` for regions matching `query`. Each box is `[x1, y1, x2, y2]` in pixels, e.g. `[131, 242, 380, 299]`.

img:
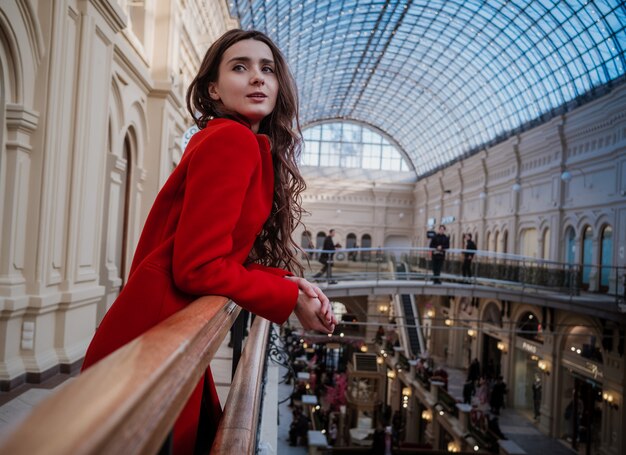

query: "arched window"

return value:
[346, 233, 358, 261]
[301, 231, 313, 259]
[301, 231, 313, 248]
[494, 231, 500, 254]
[483, 302, 502, 327]
[564, 226, 576, 264]
[581, 226, 592, 289]
[501, 230, 508, 254]
[302, 121, 410, 171]
[485, 231, 491, 252]
[517, 311, 543, 343]
[600, 226, 612, 292]
[361, 234, 372, 261]
[119, 135, 133, 284]
[346, 233, 357, 249]
[316, 231, 326, 253]
[520, 228, 538, 257]
[563, 326, 602, 363]
[542, 228, 550, 259]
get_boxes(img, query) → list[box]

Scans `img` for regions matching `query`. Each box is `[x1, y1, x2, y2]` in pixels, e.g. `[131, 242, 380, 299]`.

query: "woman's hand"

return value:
[286, 277, 337, 333]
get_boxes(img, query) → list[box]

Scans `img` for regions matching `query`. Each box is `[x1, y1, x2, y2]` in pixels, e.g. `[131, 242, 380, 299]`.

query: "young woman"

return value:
[81, 29, 337, 454]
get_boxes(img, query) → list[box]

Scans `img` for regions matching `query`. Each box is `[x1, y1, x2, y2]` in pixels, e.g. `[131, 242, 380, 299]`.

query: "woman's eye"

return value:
[262, 66, 275, 73]
[233, 64, 246, 71]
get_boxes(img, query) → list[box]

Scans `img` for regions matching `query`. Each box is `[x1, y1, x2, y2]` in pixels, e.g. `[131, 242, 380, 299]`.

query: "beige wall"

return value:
[0, 0, 236, 386]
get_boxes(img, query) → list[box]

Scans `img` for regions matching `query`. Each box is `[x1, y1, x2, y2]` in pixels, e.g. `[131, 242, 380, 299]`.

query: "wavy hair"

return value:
[186, 29, 306, 275]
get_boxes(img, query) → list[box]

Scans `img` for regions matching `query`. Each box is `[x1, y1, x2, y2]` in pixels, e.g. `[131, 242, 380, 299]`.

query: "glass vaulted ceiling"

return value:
[228, 1, 626, 178]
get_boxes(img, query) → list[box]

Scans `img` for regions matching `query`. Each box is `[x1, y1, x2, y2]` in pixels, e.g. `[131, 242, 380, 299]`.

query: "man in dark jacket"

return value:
[462, 233, 477, 279]
[429, 225, 449, 284]
[314, 229, 336, 280]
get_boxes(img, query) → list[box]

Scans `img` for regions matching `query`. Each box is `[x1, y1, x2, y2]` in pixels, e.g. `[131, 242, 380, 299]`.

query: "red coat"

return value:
[82, 118, 299, 453]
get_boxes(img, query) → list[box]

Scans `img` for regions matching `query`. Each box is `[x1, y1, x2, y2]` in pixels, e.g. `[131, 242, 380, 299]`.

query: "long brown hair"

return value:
[186, 29, 306, 274]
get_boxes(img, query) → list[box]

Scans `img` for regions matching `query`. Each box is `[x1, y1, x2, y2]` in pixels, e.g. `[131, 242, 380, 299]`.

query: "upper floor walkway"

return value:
[304, 247, 626, 323]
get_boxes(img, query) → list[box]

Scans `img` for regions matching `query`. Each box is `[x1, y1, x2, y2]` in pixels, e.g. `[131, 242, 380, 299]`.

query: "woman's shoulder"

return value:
[188, 118, 256, 144]
[206, 118, 257, 141]
[187, 119, 261, 161]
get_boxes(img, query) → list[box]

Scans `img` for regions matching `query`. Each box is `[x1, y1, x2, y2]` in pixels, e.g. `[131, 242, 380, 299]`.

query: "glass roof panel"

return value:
[228, 0, 626, 178]
[301, 121, 411, 172]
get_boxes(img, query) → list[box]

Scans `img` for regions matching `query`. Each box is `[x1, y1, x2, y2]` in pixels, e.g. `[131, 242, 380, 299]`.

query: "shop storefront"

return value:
[480, 302, 504, 379]
[512, 339, 544, 414]
[512, 311, 545, 415]
[482, 332, 503, 379]
[558, 327, 605, 455]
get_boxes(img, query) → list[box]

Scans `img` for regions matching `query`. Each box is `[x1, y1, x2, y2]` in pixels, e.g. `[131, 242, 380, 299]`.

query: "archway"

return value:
[481, 302, 503, 379]
[599, 225, 612, 293]
[581, 226, 592, 289]
[558, 324, 604, 454]
[361, 233, 372, 261]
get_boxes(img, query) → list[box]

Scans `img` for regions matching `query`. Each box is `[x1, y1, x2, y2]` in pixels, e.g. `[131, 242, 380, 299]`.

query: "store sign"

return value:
[585, 362, 603, 380]
[562, 357, 604, 381]
[521, 341, 537, 354]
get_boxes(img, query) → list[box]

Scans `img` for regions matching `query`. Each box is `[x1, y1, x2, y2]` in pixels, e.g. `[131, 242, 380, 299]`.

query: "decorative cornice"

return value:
[89, 0, 127, 34]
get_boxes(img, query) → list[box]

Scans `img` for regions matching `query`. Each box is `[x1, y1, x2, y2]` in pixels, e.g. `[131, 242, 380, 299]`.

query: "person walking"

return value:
[462, 233, 477, 280]
[314, 229, 337, 281]
[429, 225, 450, 284]
[467, 358, 481, 383]
[80, 29, 337, 454]
[463, 378, 476, 404]
[490, 376, 507, 415]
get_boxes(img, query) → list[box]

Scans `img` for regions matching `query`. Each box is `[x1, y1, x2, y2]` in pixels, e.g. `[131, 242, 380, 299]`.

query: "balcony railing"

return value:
[0, 296, 271, 455]
[304, 247, 625, 306]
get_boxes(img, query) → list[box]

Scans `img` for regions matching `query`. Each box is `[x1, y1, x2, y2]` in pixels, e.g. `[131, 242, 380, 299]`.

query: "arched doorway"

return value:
[361, 233, 372, 261]
[98, 129, 133, 323]
[301, 230, 313, 259]
[481, 302, 503, 380]
[513, 311, 543, 413]
[501, 229, 508, 254]
[346, 233, 357, 261]
[581, 226, 592, 289]
[520, 228, 538, 257]
[599, 225, 612, 293]
[564, 226, 576, 264]
[315, 231, 326, 260]
[558, 325, 604, 455]
[542, 228, 550, 259]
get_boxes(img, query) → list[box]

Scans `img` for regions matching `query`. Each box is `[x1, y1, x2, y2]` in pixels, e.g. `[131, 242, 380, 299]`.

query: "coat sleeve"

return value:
[172, 124, 298, 324]
[245, 262, 294, 278]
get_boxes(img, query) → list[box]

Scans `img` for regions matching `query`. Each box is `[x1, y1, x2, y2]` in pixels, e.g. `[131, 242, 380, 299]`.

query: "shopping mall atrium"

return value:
[1, 1, 625, 454]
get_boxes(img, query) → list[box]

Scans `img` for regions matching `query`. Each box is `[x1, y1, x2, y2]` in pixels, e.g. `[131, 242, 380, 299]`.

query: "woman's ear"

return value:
[208, 83, 220, 101]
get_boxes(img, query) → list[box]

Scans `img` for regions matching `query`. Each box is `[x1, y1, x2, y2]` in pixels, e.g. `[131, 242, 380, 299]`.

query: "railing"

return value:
[304, 247, 625, 306]
[212, 316, 270, 453]
[437, 387, 459, 418]
[0, 296, 270, 455]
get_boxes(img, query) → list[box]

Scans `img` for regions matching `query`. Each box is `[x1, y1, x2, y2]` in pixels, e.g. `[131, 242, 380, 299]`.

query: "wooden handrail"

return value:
[0, 295, 239, 455]
[210, 316, 271, 454]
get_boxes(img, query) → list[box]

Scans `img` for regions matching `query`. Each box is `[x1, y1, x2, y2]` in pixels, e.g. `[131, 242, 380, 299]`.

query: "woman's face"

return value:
[209, 39, 278, 133]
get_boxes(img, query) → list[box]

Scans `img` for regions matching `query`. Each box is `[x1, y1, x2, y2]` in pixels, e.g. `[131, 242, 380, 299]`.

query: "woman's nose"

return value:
[251, 70, 265, 85]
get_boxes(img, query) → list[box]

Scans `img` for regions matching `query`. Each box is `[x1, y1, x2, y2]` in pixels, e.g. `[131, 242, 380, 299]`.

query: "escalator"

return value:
[395, 262, 425, 358]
